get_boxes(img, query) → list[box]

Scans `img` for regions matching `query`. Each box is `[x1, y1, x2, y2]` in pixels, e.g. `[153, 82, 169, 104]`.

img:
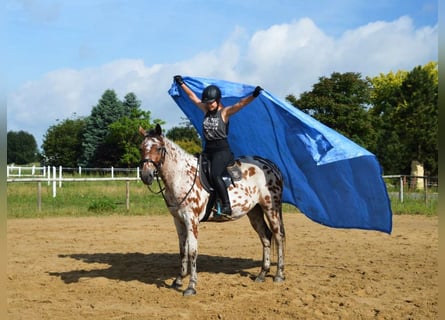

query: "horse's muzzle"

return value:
[140, 170, 154, 185]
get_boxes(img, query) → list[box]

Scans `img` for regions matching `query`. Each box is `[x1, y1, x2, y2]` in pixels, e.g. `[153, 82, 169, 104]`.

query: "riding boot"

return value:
[213, 176, 232, 217]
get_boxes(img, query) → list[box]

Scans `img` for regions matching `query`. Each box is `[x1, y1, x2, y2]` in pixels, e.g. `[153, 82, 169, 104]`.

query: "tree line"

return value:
[7, 62, 437, 175]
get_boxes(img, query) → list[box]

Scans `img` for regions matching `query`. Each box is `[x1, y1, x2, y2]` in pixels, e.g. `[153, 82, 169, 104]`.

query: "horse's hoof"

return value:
[273, 276, 285, 283]
[254, 276, 265, 283]
[183, 287, 196, 296]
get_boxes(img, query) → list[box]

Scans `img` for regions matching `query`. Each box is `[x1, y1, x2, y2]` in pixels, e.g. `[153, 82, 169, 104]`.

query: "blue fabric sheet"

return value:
[168, 76, 392, 233]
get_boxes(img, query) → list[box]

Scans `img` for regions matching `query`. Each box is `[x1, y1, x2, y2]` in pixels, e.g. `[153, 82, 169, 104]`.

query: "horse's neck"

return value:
[160, 139, 196, 187]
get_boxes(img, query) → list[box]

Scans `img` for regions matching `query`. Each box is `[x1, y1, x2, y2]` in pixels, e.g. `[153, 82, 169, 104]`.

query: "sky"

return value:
[3, 0, 438, 149]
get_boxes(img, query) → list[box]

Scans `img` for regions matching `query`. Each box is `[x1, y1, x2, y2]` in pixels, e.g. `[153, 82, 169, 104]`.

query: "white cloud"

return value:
[7, 17, 437, 148]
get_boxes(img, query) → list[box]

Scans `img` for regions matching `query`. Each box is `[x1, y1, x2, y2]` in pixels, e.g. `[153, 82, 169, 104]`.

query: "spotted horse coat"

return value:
[139, 124, 286, 296]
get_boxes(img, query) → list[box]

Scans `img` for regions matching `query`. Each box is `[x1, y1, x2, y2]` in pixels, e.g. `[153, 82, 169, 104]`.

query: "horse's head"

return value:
[139, 124, 166, 185]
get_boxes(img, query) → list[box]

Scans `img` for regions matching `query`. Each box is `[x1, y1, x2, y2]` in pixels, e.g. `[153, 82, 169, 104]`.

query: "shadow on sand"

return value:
[49, 252, 262, 289]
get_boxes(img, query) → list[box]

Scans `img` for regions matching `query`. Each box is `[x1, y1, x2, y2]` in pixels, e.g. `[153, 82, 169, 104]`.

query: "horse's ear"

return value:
[138, 126, 146, 137]
[155, 123, 162, 135]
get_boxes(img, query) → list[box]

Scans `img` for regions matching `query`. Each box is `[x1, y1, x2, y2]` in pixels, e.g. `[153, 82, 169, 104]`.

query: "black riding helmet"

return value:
[201, 85, 221, 103]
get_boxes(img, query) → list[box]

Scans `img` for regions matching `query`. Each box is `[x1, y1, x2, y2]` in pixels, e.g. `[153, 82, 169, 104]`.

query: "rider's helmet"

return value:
[201, 85, 222, 103]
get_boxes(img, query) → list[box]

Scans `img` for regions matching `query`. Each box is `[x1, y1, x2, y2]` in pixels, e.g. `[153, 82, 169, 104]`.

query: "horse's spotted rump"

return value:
[243, 166, 256, 179]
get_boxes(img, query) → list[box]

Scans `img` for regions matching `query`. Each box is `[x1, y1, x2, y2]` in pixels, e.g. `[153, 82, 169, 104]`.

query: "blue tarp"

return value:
[168, 76, 392, 233]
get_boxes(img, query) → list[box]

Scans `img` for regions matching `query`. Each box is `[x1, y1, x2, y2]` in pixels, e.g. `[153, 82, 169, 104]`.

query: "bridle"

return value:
[140, 134, 199, 209]
[140, 134, 167, 195]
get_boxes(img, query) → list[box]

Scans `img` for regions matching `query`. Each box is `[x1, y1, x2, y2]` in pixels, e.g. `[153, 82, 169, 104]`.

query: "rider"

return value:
[173, 75, 262, 219]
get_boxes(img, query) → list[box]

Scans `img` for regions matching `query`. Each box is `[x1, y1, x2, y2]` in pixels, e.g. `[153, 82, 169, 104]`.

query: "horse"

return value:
[139, 124, 285, 296]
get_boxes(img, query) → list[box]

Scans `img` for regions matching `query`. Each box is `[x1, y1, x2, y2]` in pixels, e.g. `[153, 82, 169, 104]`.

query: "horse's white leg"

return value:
[182, 217, 199, 296]
[172, 217, 188, 289]
[247, 206, 272, 282]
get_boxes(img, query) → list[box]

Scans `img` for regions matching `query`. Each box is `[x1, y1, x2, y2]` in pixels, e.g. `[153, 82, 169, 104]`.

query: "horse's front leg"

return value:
[172, 216, 199, 296]
[183, 217, 199, 296]
[171, 218, 188, 290]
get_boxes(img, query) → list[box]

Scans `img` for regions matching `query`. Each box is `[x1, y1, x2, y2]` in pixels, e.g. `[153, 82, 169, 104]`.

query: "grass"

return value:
[7, 180, 167, 219]
[389, 194, 438, 216]
[7, 181, 437, 219]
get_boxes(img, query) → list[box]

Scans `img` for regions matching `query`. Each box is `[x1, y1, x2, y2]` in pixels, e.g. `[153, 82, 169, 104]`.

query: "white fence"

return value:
[7, 166, 437, 211]
[7, 166, 142, 211]
[7, 165, 140, 180]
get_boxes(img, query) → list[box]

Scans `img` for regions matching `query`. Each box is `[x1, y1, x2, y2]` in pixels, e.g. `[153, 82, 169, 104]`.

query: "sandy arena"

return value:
[7, 213, 438, 319]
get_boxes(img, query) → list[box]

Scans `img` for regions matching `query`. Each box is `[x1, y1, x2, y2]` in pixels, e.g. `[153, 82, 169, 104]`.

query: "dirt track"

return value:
[7, 213, 438, 319]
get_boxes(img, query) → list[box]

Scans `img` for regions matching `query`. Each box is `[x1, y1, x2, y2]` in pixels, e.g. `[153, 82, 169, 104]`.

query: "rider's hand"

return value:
[174, 75, 184, 86]
[253, 86, 263, 97]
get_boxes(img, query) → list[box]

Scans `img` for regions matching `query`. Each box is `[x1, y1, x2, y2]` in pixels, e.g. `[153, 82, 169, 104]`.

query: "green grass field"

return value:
[7, 180, 167, 218]
[7, 180, 437, 219]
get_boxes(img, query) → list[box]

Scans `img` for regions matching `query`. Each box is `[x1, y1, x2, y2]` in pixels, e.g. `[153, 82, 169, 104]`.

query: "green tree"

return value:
[106, 109, 164, 167]
[79, 89, 125, 167]
[368, 70, 408, 174]
[286, 72, 376, 150]
[395, 62, 438, 174]
[122, 92, 141, 116]
[41, 117, 86, 167]
[7, 130, 38, 164]
[369, 62, 438, 175]
[166, 119, 202, 154]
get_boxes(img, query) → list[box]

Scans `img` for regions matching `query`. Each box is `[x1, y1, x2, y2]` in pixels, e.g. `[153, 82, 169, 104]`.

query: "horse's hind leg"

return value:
[247, 205, 273, 282]
[267, 208, 286, 282]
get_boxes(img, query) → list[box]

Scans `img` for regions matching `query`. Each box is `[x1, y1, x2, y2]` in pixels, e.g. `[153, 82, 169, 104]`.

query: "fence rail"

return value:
[7, 166, 142, 212]
[382, 174, 438, 204]
[7, 165, 139, 179]
[7, 166, 438, 212]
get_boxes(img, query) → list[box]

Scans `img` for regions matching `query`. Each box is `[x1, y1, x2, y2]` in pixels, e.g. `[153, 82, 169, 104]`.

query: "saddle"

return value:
[198, 153, 242, 193]
[198, 153, 242, 221]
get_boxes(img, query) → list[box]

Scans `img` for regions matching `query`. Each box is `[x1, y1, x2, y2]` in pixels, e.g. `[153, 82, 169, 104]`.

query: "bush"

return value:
[88, 198, 117, 212]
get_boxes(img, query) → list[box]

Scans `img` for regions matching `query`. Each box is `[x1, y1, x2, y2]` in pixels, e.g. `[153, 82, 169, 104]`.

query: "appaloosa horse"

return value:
[139, 124, 285, 296]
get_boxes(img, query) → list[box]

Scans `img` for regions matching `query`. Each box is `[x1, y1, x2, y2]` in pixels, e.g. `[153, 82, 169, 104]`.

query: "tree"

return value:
[122, 92, 141, 116]
[395, 62, 438, 174]
[106, 110, 164, 167]
[7, 130, 38, 164]
[166, 119, 202, 154]
[166, 118, 202, 154]
[41, 117, 86, 167]
[368, 70, 408, 174]
[79, 89, 125, 167]
[286, 72, 376, 150]
[369, 62, 438, 175]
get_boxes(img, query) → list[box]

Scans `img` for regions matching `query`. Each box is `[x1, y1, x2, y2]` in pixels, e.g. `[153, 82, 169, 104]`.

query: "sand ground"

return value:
[7, 213, 438, 319]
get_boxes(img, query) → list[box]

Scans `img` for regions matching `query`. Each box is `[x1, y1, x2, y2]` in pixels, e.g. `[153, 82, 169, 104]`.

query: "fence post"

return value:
[37, 182, 42, 212]
[126, 180, 130, 211]
[52, 166, 57, 198]
[111, 166, 114, 179]
[399, 175, 404, 203]
[424, 176, 427, 204]
[47, 166, 51, 186]
[59, 166, 62, 188]
[79, 166, 81, 176]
